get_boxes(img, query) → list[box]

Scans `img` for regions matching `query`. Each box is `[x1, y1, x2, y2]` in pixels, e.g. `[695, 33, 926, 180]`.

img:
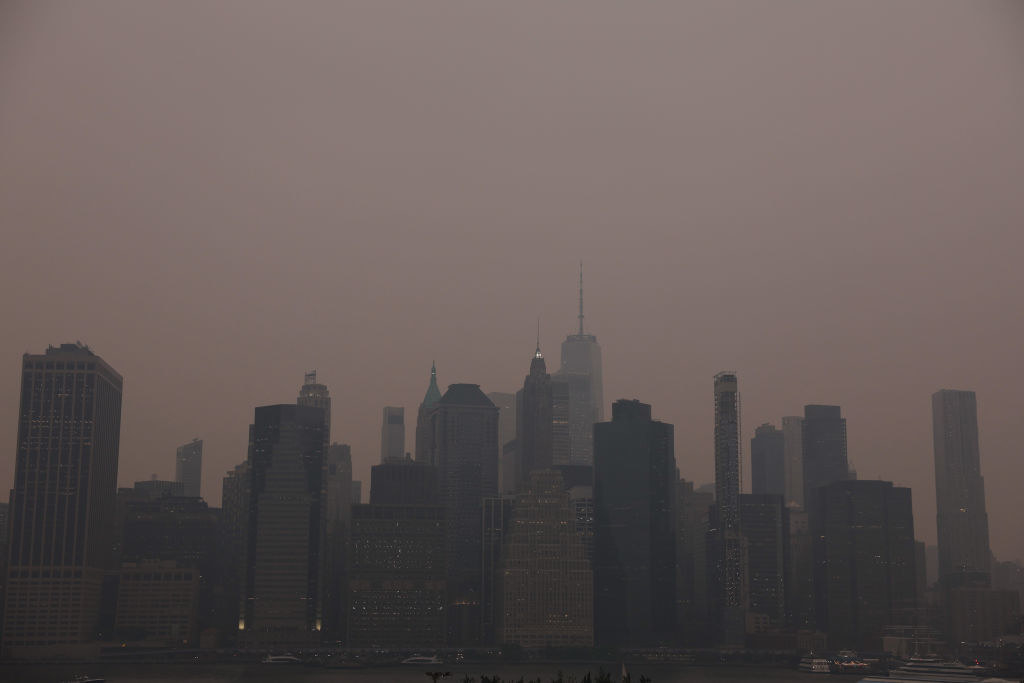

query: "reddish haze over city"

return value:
[1, 2, 1022, 558]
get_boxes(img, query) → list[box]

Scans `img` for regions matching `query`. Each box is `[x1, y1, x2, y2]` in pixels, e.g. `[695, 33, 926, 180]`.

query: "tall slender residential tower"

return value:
[175, 438, 203, 498]
[555, 264, 604, 466]
[712, 372, 744, 646]
[932, 390, 991, 588]
[415, 362, 442, 463]
[380, 406, 406, 463]
[3, 343, 123, 657]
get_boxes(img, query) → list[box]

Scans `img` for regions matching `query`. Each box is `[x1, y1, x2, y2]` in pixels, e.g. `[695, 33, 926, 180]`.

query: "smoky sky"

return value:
[1, 2, 1023, 558]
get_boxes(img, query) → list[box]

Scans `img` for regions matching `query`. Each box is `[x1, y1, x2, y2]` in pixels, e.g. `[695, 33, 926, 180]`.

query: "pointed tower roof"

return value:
[421, 361, 442, 408]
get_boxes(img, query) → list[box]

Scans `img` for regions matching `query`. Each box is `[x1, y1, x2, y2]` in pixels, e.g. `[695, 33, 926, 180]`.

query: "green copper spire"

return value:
[422, 360, 442, 407]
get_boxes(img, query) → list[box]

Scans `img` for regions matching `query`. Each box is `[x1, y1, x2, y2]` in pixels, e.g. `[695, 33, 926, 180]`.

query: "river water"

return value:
[0, 663, 833, 683]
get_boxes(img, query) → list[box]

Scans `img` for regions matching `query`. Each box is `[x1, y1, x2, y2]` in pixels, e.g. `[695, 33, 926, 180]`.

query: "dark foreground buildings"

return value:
[2, 344, 123, 658]
[594, 399, 675, 647]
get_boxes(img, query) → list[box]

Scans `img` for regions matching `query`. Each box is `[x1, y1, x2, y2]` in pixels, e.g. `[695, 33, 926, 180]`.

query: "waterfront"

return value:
[0, 663, 832, 683]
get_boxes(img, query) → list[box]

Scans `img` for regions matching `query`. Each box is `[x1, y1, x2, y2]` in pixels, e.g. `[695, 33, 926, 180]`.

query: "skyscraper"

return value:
[380, 406, 406, 463]
[712, 372, 744, 645]
[485, 391, 517, 493]
[676, 479, 714, 645]
[801, 405, 850, 508]
[516, 343, 553, 487]
[555, 264, 604, 466]
[414, 362, 442, 462]
[175, 438, 203, 498]
[297, 370, 331, 441]
[740, 494, 788, 629]
[781, 416, 804, 508]
[813, 480, 917, 650]
[751, 423, 785, 497]
[500, 469, 593, 648]
[240, 404, 327, 648]
[931, 389, 991, 589]
[418, 383, 499, 645]
[3, 343, 123, 657]
[593, 399, 675, 646]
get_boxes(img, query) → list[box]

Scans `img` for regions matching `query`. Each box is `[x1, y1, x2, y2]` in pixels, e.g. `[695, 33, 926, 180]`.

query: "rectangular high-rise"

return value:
[175, 438, 203, 498]
[3, 343, 123, 657]
[712, 372, 744, 645]
[593, 399, 675, 646]
[781, 416, 804, 508]
[931, 390, 991, 588]
[751, 423, 785, 497]
[240, 404, 327, 648]
[555, 265, 603, 466]
[380, 406, 406, 463]
[802, 405, 849, 508]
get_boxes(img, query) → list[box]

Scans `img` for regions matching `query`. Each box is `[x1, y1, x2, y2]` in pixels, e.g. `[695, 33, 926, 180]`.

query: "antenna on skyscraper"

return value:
[536, 316, 542, 357]
[578, 260, 585, 335]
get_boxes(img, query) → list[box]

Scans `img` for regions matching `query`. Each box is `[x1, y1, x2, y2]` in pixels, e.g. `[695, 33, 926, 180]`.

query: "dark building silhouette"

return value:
[516, 344, 553, 488]
[380, 406, 405, 464]
[370, 460, 438, 505]
[220, 459, 250, 637]
[551, 379, 572, 466]
[781, 416, 804, 508]
[2, 343, 123, 658]
[418, 383, 499, 645]
[555, 265, 604, 466]
[481, 495, 513, 645]
[931, 389, 991, 589]
[323, 442, 353, 642]
[676, 479, 713, 646]
[414, 362, 442, 462]
[813, 479, 917, 650]
[801, 405, 850, 508]
[134, 477, 185, 498]
[712, 372, 745, 646]
[486, 391, 517, 494]
[347, 504, 446, 648]
[593, 399, 675, 647]
[297, 370, 331, 441]
[175, 438, 203, 498]
[751, 423, 785, 498]
[115, 496, 220, 647]
[240, 404, 327, 648]
[740, 494, 788, 631]
[500, 469, 593, 648]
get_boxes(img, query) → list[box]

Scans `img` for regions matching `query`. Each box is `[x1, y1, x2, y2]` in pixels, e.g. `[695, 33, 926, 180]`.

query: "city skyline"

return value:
[2, 1, 1023, 565]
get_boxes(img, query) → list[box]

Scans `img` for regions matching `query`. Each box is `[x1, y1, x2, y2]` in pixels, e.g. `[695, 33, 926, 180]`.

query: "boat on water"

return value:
[59, 677, 105, 683]
[262, 654, 303, 664]
[832, 650, 872, 675]
[401, 654, 443, 665]
[857, 655, 1015, 682]
[799, 655, 833, 673]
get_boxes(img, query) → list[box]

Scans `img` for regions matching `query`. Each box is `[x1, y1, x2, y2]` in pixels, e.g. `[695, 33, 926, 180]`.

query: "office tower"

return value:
[555, 265, 604, 466]
[551, 380, 572, 466]
[802, 405, 850, 508]
[486, 391, 517, 493]
[593, 399, 675, 646]
[813, 480, 917, 650]
[946, 587, 1020, 644]
[482, 496, 514, 645]
[380, 406, 406, 463]
[220, 460, 250, 634]
[323, 443, 353, 640]
[414, 362, 442, 462]
[116, 496, 219, 647]
[418, 383, 499, 645]
[134, 478, 185, 498]
[370, 461, 438, 505]
[787, 507, 815, 631]
[516, 344, 553, 487]
[553, 463, 595, 561]
[781, 416, 804, 508]
[347, 504, 446, 648]
[931, 390, 991, 589]
[676, 479, 713, 646]
[0, 501, 8, 640]
[297, 370, 331, 441]
[240, 404, 327, 648]
[740, 494, 787, 631]
[751, 423, 785, 497]
[175, 438, 203, 498]
[3, 343, 123, 657]
[712, 372, 744, 646]
[500, 469, 594, 648]
[351, 480, 362, 505]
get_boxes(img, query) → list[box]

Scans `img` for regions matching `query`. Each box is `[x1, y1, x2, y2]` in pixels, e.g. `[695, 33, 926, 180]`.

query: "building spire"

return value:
[535, 316, 542, 358]
[422, 360, 441, 407]
[578, 261, 584, 335]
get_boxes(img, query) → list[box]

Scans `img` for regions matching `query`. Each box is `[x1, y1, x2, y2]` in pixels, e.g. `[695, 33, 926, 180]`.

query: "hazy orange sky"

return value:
[1, 2, 1022, 559]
